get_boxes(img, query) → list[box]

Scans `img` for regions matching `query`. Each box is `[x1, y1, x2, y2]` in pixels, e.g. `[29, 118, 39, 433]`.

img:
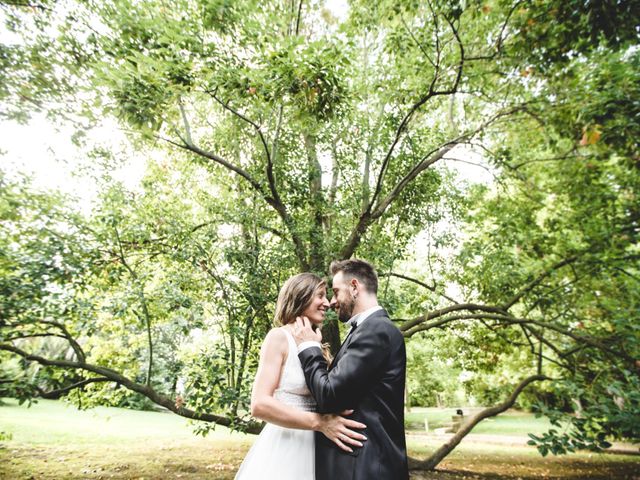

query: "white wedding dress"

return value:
[235, 328, 317, 479]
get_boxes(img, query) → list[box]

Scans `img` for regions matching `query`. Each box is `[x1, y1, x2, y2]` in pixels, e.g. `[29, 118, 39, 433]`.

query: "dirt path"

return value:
[408, 432, 640, 455]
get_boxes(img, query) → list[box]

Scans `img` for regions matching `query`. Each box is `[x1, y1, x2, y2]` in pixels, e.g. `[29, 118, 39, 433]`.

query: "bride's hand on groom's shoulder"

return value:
[316, 409, 367, 453]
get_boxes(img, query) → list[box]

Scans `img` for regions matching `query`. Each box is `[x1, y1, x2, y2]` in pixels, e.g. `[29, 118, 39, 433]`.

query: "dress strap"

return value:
[280, 327, 297, 361]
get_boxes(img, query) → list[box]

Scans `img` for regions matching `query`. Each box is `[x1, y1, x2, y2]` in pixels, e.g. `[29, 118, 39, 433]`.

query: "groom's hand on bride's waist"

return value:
[316, 409, 367, 454]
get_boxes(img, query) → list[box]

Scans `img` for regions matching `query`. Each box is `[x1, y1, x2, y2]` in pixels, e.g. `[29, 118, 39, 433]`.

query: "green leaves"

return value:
[214, 37, 353, 122]
[109, 62, 171, 130]
[505, 0, 640, 70]
[528, 372, 640, 454]
[1, 0, 638, 457]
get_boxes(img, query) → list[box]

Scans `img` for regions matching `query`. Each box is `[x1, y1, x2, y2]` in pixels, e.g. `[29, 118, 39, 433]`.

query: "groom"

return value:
[293, 259, 409, 480]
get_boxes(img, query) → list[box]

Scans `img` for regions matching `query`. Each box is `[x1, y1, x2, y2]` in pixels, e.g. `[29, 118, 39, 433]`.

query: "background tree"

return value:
[1, 0, 638, 470]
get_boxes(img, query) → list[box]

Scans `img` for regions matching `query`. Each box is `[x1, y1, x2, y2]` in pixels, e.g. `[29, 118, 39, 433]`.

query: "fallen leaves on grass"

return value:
[206, 462, 234, 471]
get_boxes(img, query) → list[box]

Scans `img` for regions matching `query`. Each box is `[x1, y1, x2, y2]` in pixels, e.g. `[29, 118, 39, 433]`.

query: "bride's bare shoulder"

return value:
[261, 327, 289, 352]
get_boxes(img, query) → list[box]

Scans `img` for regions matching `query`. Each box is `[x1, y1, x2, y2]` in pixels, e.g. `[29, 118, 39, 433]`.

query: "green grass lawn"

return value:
[0, 397, 246, 445]
[405, 407, 554, 435]
[1, 398, 638, 479]
[0, 398, 251, 479]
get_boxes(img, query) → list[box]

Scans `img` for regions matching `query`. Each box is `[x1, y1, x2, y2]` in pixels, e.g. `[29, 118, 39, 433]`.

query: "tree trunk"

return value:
[405, 384, 411, 413]
[321, 321, 341, 356]
[303, 132, 342, 354]
[304, 132, 325, 273]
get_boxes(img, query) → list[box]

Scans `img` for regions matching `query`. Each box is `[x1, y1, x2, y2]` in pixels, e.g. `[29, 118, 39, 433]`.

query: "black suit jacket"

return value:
[298, 309, 409, 480]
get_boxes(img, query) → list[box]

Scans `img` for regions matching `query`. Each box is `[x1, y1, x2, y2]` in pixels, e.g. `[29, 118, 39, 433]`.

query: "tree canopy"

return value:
[1, 0, 638, 469]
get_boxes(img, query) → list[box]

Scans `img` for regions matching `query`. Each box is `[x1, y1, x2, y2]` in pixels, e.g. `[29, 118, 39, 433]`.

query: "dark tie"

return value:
[346, 321, 358, 338]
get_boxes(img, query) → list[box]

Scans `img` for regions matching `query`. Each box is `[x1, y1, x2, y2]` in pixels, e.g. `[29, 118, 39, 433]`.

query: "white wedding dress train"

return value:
[235, 328, 317, 479]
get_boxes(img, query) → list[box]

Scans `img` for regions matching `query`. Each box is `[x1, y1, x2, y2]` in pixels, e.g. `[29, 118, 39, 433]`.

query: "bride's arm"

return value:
[250, 328, 315, 429]
[250, 328, 366, 452]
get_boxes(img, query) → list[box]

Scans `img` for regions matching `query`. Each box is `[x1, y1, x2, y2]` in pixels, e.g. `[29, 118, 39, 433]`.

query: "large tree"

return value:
[1, 0, 638, 469]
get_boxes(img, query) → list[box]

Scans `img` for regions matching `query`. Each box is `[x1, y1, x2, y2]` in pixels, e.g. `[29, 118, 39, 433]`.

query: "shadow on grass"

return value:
[1, 399, 638, 479]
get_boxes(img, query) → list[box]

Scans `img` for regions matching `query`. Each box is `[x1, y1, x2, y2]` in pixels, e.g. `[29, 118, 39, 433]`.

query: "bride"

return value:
[235, 272, 366, 479]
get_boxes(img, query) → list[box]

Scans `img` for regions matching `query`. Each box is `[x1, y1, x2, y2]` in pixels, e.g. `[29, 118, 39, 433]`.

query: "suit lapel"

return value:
[329, 309, 388, 370]
[329, 327, 352, 370]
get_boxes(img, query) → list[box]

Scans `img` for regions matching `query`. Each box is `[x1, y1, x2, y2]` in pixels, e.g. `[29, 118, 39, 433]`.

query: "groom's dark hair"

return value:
[330, 258, 378, 294]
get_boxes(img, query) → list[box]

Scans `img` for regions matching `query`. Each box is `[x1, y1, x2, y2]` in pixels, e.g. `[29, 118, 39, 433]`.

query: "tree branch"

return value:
[206, 89, 273, 171]
[401, 311, 632, 363]
[339, 107, 523, 259]
[368, 4, 465, 214]
[113, 225, 154, 386]
[35, 377, 113, 399]
[38, 319, 86, 362]
[295, 0, 304, 35]
[374, 107, 520, 219]
[383, 272, 459, 304]
[400, 15, 436, 69]
[413, 374, 550, 471]
[159, 135, 265, 193]
[2, 333, 68, 342]
[502, 255, 580, 309]
[268, 106, 285, 208]
[161, 108, 309, 270]
[178, 98, 193, 145]
[0, 1, 51, 10]
[0, 343, 263, 434]
[400, 303, 507, 333]
[465, 0, 524, 61]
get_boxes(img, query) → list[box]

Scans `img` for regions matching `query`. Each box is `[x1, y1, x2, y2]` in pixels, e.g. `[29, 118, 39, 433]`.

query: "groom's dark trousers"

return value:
[299, 309, 409, 480]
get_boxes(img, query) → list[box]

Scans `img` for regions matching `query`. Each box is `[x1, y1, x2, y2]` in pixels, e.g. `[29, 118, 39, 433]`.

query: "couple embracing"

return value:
[235, 259, 409, 480]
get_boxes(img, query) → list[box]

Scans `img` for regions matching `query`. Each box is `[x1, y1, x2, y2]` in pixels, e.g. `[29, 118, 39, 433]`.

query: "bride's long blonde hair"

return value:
[274, 273, 324, 326]
[274, 272, 333, 364]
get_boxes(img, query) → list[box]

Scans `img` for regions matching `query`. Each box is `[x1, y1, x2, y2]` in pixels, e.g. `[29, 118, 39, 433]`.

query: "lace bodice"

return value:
[273, 328, 317, 412]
